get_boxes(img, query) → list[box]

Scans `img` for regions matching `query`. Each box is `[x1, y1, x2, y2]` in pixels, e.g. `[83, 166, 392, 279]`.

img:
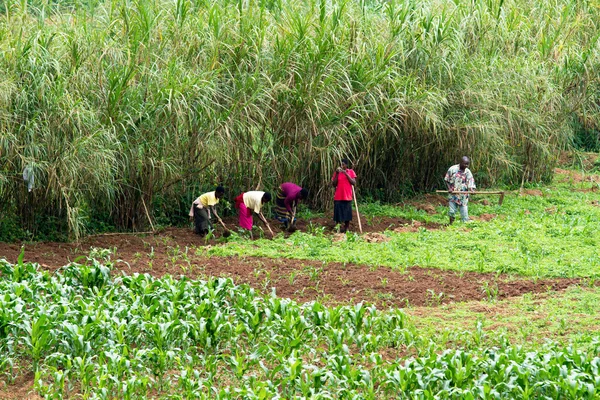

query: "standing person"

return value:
[331, 158, 357, 233]
[234, 190, 274, 237]
[444, 156, 476, 224]
[189, 186, 226, 236]
[274, 182, 309, 229]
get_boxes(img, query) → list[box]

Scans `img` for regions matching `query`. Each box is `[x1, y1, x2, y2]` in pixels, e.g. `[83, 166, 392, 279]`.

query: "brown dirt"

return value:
[423, 194, 448, 206]
[217, 212, 442, 236]
[575, 186, 599, 193]
[558, 152, 599, 170]
[521, 189, 544, 197]
[554, 168, 600, 184]
[392, 220, 442, 233]
[362, 232, 391, 243]
[0, 232, 582, 308]
[472, 213, 497, 222]
[0, 372, 41, 400]
[405, 194, 447, 215]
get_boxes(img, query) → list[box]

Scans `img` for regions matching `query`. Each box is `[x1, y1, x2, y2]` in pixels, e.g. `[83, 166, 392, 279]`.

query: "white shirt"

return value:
[243, 191, 265, 213]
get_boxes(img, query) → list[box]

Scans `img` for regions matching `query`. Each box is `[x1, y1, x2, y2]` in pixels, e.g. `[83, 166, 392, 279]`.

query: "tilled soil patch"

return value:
[259, 211, 443, 235]
[554, 168, 600, 183]
[0, 372, 41, 400]
[0, 232, 582, 308]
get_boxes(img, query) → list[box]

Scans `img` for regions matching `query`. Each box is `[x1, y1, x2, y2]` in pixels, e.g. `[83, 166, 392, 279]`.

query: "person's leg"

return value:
[459, 205, 469, 222]
[333, 200, 341, 230]
[342, 201, 352, 233]
[448, 201, 457, 224]
[342, 221, 350, 233]
[193, 207, 203, 235]
[194, 207, 210, 236]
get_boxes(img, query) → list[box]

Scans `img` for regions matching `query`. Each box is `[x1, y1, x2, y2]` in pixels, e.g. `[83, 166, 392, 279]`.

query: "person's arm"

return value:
[331, 171, 339, 187]
[343, 170, 356, 186]
[284, 196, 294, 214]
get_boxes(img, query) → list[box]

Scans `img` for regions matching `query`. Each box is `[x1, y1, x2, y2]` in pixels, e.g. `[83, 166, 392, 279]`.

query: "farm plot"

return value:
[1, 259, 600, 399]
[2, 171, 600, 398]
[0, 236, 582, 308]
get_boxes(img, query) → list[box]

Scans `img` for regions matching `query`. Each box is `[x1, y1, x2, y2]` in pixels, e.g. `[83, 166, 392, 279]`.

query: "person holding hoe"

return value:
[331, 158, 357, 233]
[274, 182, 308, 230]
[444, 156, 476, 224]
[234, 190, 274, 237]
[189, 186, 228, 236]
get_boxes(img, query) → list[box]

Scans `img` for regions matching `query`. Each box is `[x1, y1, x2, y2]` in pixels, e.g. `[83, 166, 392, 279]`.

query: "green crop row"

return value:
[1, 257, 600, 398]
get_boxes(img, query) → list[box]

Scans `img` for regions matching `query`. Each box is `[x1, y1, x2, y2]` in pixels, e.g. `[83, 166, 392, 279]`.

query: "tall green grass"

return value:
[0, 0, 599, 238]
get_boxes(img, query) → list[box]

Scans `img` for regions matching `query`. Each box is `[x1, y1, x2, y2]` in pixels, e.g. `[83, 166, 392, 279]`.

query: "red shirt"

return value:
[332, 169, 356, 201]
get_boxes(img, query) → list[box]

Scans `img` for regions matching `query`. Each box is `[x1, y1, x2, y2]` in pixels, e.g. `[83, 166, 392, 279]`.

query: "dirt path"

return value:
[0, 228, 581, 308]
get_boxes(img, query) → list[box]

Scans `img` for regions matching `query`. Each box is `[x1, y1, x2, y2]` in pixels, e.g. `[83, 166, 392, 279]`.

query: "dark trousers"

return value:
[193, 207, 211, 235]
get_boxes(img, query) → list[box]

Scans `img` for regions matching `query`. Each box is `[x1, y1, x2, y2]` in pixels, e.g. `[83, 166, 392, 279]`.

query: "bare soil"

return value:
[0, 372, 41, 400]
[0, 228, 582, 308]
[276, 212, 444, 234]
[521, 189, 544, 197]
[554, 168, 600, 184]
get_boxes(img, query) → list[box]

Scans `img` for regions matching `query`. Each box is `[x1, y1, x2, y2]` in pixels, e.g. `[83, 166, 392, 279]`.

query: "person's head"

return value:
[341, 158, 351, 169]
[262, 192, 272, 203]
[459, 156, 470, 171]
[298, 188, 309, 200]
[215, 186, 225, 199]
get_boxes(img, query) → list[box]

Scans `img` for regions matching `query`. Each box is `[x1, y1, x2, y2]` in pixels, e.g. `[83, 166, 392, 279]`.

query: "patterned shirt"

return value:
[444, 165, 476, 206]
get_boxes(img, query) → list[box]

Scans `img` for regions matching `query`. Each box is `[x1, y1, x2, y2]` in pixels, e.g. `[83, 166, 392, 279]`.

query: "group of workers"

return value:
[189, 157, 476, 237]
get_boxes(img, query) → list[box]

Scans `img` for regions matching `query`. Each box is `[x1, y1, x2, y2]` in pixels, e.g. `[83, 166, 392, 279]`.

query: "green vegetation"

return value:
[2, 0, 600, 238]
[203, 176, 600, 278]
[410, 285, 600, 347]
[2, 258, 600, 398]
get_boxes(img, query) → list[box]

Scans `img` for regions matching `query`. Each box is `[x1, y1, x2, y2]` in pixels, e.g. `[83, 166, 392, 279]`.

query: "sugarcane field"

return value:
[2, 0, 600, 398]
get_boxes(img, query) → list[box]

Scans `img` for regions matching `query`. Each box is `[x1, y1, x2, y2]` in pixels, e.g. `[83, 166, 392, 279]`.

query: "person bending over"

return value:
[274, 182, 308, 229]
[234, 190, 274, 237]
[189, 186, 226, 236]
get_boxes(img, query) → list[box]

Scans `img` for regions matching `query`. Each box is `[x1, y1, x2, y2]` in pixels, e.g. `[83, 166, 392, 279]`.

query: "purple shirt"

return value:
[280, 182, 302, 213]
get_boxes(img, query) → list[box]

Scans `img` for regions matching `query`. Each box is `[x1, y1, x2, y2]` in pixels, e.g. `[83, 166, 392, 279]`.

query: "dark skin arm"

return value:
[346, 171, 356, 186]
[209, 205, 219, 220]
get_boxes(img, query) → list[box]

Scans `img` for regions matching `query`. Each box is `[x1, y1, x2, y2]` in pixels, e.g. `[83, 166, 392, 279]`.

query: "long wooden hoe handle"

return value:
[217, 217, 229, 231]
[435, 190, 505, 194]
[436, 190, 505, 206]
[288, 206, 297, 231]
[352, 186, 363, 234]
